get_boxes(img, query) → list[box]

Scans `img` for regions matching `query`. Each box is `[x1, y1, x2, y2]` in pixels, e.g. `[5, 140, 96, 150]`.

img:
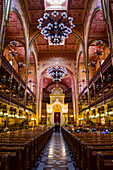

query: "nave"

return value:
[1, 125, 113, 169]
[35, 132, 76, 170]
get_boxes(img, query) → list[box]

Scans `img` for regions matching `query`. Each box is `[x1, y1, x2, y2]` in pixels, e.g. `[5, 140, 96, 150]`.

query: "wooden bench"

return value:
[0, 153, 9, 170]
[87, 146, 113, 170]
[0, 147, 22, 170]
[0, 127, 53, 169]
[96, 152, 113, 170]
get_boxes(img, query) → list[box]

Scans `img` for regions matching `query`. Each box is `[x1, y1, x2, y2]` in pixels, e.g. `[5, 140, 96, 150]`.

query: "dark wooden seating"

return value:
[96, 152, 113, 170]
[61, 127, 113, 170]
[0, 153, 9, 170]
[0, 127, 53, 170]
[0, 147, 22, 170]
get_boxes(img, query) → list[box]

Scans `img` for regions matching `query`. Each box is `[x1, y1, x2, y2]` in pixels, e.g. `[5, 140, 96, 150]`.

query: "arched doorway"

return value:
[53, 104, 62, 123]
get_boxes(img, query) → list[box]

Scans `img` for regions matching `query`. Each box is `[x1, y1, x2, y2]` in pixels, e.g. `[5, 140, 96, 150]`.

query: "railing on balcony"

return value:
[79, 54, 113, 113]
[1, 55, 36, 113]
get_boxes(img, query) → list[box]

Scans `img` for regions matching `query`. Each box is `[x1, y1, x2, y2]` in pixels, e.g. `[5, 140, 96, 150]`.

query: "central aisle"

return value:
[36, 132, 76, 170]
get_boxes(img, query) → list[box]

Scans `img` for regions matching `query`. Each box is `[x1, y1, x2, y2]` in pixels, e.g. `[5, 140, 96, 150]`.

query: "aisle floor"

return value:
[35, 132, 76, 170]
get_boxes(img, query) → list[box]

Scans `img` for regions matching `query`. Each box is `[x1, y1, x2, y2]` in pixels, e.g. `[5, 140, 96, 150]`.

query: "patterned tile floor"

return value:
[35, 132, 77, 170]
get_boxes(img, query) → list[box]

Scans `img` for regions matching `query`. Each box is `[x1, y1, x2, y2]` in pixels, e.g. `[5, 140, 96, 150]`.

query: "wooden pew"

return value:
[87, 146, 113, 170]
[0, 127, 53, 169]
[61, 127, 113, 170]
[0, 147, 22, 170]
[79, 142, 113, 170]
[0, 143, 29, 170]
[96, 152, 113, 170]
[0, 153, 9, 170]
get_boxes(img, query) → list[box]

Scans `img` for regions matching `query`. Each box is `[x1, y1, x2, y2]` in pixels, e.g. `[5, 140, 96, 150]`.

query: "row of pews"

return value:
[61, 127, 113, 170]
[0, 126, 53, 170]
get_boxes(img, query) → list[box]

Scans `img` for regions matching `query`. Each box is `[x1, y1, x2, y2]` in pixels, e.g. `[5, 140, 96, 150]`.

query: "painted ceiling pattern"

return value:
[68, 0, 85, 8]
[6, 12, 24, 37]
[25, 0, 86, 56]
[88, 10, 108, 61]
[43, 76, 71, 89]
[2, 0, 110, 82]
[43, 77, 53, 88]
[0, 0, 2, 27]
[36, 33, 77, 53]
[26, 0, 87, 24]
[62, 77, 71, 88]
[30, 54, 35, 64]
[89, 10, 107, 39]
[38, 54, 76, 61]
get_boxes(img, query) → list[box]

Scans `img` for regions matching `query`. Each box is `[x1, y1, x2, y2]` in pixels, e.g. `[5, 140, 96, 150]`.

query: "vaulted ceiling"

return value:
[4, 0, 110, 61]
[3, 0, 110, 81]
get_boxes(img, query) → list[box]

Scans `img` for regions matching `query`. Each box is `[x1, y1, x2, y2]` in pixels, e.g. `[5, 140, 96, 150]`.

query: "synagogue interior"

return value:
[0, 0, 113, 169]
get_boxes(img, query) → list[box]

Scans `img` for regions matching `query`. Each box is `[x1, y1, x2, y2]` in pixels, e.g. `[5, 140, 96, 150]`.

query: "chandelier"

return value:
[94, 40, 103, 56]
[10, 40, 19, 47]
[37, 11, 75, 45]
[94, 40, 103, 46]
[47, 66, 67, 82]
[9, 49, 18, 57]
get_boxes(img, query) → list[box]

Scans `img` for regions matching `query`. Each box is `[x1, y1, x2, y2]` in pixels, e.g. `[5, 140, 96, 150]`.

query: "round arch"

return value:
[38, 65, 76, 122]
[0, 0, 12, 53]
[29, 31, 85, 65]
[88, 39, 109, 47]
[4, 40, 25, 49]
[10, 9, 27, 53]
[9, 9, 29, 85]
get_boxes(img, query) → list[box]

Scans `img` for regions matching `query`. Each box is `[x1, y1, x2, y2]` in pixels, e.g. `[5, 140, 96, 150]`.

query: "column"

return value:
[36, 76, 40, 125]
[15, 108, 19, 126]
[6, 106, 10, 126]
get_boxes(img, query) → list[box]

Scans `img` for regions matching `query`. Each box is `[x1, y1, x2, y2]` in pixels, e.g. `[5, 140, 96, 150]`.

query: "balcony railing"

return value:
[1, 55, 36, 98]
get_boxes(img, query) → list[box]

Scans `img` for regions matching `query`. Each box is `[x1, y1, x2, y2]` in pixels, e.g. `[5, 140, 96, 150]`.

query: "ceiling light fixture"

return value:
[10, 40, 19, 47]
[47, 66, 67, 82]
[37, 11, 75, 45]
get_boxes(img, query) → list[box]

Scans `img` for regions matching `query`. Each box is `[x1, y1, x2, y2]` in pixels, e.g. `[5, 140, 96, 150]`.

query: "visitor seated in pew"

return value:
[92, 128, 96, 132]
[101, 129, 110, 134]
[77, 129, 80, 133]
[4, 126, 9, 132]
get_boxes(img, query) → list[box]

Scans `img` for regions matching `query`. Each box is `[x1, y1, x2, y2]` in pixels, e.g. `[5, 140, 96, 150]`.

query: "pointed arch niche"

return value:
[88, 10, 110, 81]
[3, 11, 26, 81]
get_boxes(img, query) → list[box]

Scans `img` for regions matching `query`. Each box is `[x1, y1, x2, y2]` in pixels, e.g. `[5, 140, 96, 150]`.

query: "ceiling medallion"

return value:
[37, 11, 75, 45]
[47, 66, 67, 82]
